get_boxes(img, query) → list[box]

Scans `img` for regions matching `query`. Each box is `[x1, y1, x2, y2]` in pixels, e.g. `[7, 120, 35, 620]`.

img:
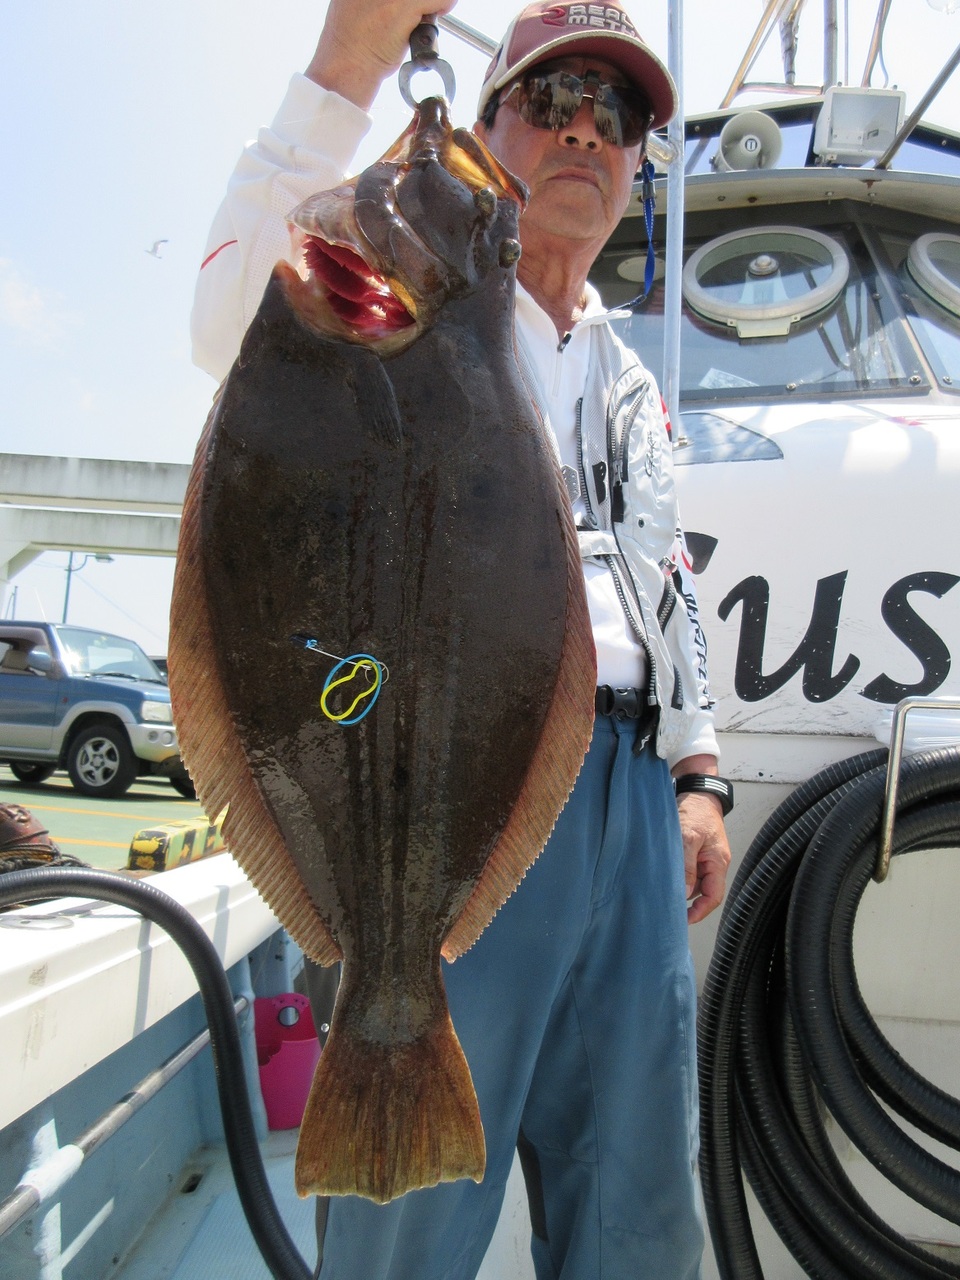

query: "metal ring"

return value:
[398, 58, 457, 109]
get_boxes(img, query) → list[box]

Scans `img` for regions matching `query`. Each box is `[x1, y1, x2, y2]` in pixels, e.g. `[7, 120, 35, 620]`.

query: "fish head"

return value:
[285, 98, 528, 354]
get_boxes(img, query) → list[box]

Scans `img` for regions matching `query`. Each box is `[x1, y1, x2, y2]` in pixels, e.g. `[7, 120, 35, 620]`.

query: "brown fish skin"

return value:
[169, 99, 596, 1204]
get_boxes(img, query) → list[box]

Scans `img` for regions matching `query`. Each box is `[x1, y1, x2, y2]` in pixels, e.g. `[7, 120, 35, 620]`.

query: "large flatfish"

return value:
[169, 98, 596, 1204]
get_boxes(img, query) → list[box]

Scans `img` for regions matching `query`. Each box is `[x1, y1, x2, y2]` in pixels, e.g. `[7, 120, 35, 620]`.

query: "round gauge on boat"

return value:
[682, 225, 849, 338]
[907, 232, 960, 318]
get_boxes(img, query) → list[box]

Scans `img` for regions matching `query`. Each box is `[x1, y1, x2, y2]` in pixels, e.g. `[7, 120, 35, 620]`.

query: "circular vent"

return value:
[907, 232, 960, 318]
[682, 226, 849, 338]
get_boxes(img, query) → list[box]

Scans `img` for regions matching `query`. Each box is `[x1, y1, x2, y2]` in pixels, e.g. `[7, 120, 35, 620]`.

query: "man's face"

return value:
[475, 55, 645, 250]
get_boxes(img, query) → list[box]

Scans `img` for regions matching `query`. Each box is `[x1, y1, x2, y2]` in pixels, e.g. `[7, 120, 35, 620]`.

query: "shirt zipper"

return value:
[552, 334, 570, 398]
[658, 575, 678, 630]
[573, 348, 660, 718]
[608, 378, 647, 524]
[606, 553, 659, 707]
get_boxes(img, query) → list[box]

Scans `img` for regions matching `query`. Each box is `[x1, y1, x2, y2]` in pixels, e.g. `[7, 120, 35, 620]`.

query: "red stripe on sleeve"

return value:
[200, 239, 239, 270]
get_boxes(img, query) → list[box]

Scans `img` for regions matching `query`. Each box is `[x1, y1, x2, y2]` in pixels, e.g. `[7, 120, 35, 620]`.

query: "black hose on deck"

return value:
[0, 868, 311, 1280]
[699, 746, 960, 1279]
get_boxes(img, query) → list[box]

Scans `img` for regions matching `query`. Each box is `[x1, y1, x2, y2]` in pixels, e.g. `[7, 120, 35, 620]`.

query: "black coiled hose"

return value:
[698, 745, 960, 1279]
[0, 867, 311, 1280]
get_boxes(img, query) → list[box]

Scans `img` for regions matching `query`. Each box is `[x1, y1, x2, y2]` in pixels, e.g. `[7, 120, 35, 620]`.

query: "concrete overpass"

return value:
[0, 454, 189, 612]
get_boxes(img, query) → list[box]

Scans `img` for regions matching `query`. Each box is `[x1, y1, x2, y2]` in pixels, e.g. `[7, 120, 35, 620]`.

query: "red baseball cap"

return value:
[478, 2, 678, 129]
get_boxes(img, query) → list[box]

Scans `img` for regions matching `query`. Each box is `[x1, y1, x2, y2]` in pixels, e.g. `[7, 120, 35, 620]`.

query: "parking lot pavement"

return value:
[0, 766, 205, 871]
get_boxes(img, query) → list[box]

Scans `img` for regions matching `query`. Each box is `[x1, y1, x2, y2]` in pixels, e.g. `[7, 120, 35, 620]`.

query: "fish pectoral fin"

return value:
[353, 351, 403, 446]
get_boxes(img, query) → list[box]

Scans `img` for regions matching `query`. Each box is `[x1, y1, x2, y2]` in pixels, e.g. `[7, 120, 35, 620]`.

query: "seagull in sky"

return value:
[145, 239, 169, 258]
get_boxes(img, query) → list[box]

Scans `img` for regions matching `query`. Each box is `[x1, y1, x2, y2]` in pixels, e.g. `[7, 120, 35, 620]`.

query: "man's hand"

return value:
[676, 792, 731, 924]
[672, 755, 732, 924]
[305, 0, 457, 110]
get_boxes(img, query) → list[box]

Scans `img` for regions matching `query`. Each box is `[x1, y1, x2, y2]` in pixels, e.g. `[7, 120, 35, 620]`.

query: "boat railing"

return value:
[0, 997, 248, 1242]
[877, 696, 960, 879]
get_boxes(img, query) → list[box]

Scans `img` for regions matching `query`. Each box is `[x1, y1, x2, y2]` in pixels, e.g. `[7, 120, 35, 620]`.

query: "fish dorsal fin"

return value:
[170, 394, 342, 968]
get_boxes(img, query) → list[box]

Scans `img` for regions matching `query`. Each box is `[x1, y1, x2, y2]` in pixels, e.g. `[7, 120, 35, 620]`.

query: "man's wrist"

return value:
[305, 39, 388, 109]
[673, 773, 735, 816]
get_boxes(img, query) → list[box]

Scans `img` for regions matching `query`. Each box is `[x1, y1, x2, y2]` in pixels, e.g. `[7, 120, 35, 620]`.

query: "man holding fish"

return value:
[190, 2, 731, 1276]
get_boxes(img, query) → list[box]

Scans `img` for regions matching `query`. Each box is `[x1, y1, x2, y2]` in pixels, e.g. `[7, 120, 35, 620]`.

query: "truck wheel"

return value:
[10, 763, 56, 786]
[170, 776, 197, 800]
[67, 723, 137, 799]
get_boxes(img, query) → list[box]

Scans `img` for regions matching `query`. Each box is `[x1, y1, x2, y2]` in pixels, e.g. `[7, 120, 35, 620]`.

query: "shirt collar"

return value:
[515, 280, 627, 339]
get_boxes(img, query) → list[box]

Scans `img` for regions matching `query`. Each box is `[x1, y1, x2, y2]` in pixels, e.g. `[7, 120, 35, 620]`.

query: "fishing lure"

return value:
[289, 634, 388, 725]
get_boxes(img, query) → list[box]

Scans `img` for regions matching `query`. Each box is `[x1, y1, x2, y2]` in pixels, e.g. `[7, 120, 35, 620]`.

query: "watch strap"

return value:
[674, 773, 734, 816]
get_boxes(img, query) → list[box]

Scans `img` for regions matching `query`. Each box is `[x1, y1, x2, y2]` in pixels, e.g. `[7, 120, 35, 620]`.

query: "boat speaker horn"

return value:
[713, 110, 783, 172]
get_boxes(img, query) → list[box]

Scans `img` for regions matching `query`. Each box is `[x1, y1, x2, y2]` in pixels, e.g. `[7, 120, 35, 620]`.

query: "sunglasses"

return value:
[502, 69, 652, 148]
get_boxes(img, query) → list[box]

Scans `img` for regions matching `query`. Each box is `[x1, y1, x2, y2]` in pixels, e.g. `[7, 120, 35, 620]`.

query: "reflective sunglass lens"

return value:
[516, 71, 648, 147]
[595, 86, 634, 146]
[519, 71, 582, 132]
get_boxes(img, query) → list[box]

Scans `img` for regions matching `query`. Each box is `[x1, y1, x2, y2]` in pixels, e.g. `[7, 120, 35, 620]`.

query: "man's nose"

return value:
[560, 96, 602, 150]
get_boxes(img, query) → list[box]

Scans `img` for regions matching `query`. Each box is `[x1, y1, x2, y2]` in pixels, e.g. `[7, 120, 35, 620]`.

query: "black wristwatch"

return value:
[674, 773, 735, 816]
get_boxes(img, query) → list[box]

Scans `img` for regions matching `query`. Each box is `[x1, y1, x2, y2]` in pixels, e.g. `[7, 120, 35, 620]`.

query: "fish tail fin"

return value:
[295, 1006, 484, 1204]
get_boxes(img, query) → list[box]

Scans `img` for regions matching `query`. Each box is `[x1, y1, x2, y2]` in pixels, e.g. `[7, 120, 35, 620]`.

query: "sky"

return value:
[3, 0, 960, 656]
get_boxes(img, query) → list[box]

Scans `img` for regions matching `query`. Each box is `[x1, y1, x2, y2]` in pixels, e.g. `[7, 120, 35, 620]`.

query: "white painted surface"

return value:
[0, 853, 278, 1130]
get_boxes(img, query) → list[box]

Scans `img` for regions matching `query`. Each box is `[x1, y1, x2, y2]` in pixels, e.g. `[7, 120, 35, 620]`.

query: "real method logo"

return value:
[544, 6, 640, 36]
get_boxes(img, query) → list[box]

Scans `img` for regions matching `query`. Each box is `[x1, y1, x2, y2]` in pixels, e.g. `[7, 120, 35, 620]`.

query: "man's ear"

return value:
[474, 120, 488, 143]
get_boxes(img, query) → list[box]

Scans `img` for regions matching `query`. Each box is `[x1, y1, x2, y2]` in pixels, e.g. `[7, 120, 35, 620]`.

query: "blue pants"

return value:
[316, 716, 703, 1279]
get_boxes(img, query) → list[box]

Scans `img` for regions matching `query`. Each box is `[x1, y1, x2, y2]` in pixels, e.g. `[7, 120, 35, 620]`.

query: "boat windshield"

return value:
[594, 210, 958, 406]
[879, 228, 960, 388]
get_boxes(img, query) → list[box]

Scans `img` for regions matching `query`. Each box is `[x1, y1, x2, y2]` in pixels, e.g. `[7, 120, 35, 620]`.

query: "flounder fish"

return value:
[169, 98, 596, 1204]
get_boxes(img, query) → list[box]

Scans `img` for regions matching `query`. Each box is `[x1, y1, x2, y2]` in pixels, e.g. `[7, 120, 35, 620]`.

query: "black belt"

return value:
[595, 685, 660, 752]
[595, 684, 654, 720]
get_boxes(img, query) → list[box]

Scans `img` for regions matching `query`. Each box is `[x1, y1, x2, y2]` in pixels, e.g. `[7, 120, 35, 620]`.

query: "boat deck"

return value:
[45, 1126, 960, 1280]
[114, 1133, 316, 1280]
[112, 1135, 540, 1280]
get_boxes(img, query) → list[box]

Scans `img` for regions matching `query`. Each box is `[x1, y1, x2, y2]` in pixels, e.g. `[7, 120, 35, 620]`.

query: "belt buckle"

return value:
[613, 686, 641, 719]
[596, 685, 641, 719]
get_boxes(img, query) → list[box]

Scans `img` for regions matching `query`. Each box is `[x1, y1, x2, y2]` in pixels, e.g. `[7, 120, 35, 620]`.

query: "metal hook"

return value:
[398, 14, 457, 108]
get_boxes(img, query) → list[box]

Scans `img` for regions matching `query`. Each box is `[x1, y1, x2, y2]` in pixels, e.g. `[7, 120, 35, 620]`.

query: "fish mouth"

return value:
[284, 99, 529, 353]
[284, 186, 427, 355]
[302, 236, 416, 341]
[283, 162, 424, 353]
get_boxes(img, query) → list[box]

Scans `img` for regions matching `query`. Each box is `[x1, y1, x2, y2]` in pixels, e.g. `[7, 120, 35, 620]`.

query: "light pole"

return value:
[62, 552, 115, 623]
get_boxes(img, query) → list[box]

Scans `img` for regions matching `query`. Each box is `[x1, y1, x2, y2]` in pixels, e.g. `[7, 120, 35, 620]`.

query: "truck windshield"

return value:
[57, 627, 163, 683]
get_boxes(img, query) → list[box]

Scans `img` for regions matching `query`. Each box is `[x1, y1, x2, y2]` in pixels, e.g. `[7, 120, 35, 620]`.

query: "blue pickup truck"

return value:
[0, 622, 193, 799]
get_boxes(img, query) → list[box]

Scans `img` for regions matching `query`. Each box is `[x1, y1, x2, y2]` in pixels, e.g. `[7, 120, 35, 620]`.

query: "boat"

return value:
[2, 2, 959, 1276]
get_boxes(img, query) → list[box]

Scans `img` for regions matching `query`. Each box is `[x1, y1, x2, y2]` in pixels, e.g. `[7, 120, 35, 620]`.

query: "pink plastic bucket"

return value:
[254, 993, 322, 1131]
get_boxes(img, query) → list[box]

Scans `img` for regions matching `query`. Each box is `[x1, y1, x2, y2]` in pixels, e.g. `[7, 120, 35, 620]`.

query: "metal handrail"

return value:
[874, 40, 960, 170]
[875, 697, 960, 881]
[0, 996, 248, 1240]
[861, 0, 894, 87]
[438, 13, 495, 57]
[719, 0, 804, 109]
[662, 0, 685, 429]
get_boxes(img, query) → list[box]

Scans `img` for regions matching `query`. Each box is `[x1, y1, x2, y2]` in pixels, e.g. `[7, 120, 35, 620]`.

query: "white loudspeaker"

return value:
[713, 110, 783, 172]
